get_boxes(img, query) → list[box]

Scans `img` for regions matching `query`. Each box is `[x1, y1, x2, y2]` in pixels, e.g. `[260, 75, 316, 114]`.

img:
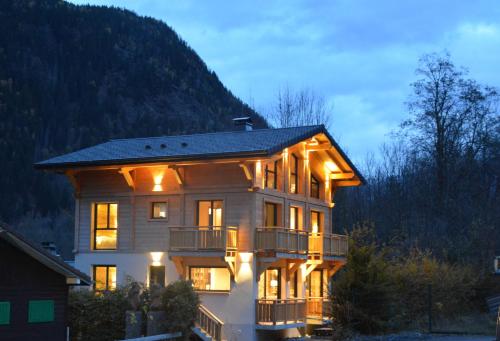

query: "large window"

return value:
[151, 202, 167, 219]
[265, 202, 279, 227]
[93, 265, 117, 291]
[258, 268, 281, 299]
[149, 265, 165, 287]
[290, 154, 298, 194]
[311, 210, 322, 233]
[290, 206, 299, 230]
[265, 160, 278, 189]
[189, 267, 231, 291]
[310, 175, 320, 199]
[197, 200, 223, 226]
[94, 203, 118, 250]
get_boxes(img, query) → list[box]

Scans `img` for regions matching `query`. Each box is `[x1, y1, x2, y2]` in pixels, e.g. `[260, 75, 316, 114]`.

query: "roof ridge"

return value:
[108, 125, 323, 142]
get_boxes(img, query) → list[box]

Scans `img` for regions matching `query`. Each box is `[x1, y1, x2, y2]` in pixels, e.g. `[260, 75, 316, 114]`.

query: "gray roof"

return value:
[35, 125, 364, 182]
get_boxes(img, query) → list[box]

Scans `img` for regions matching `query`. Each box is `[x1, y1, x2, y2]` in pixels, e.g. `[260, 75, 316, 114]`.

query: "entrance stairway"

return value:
[192, 305, 224, 341]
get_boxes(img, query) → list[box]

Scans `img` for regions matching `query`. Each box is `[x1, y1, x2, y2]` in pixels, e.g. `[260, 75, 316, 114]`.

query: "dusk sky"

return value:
[70, 0, 500, 163]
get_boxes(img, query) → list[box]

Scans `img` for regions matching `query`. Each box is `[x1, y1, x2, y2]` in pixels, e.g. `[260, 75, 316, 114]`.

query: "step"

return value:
[192, 326, 212, 341]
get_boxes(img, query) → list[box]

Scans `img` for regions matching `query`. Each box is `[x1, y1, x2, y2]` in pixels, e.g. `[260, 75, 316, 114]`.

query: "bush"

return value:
[160, 280, 200, 334]
[68, 287, 130, 341]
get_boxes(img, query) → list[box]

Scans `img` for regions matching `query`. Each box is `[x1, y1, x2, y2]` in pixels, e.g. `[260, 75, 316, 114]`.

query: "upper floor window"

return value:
[93, 265, 116, 291]
[151, 202, 167, 219]
[265, 202, 280, 227]
[265, 160, 278, 189]
[290, 154, 299, 194]
[258, 268, 281, 299]
[310, 175, 320, 199]
[189, 267, 230, 291]
[197, 200, 223, 226]
[94, 203, 117, 250]
[290, 206, 300, 230]
[311, 210, 322, 233]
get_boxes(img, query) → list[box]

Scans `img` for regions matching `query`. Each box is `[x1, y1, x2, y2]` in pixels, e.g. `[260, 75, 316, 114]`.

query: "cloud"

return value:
[69, 0, 500, 161]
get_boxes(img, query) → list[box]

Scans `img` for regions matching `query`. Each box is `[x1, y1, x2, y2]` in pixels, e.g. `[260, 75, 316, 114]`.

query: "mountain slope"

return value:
[0, 0, 266, 256]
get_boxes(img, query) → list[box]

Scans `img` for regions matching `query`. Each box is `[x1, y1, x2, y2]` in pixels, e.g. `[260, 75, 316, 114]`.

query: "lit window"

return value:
[290, 206, 300, 230]
[258, 268, 281, 299]
[149, 265, 165, 287]
[290, 154, 298, 194]
[151, 202, 167, 219]
[290, 271, 298, 298]
[311, 210, 321, 233]
[189, 267, 230, 291]
[307, 269, 324, 298]
[94, 203, 118, 250]
[197, 200, 223, 226]
[265, 160, 278, 189]
[310, 175, 320, 199]
[93, 265, 116, 291]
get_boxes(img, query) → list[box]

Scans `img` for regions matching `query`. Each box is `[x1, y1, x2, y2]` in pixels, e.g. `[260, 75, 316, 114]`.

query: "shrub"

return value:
[68, 287, 130, 341]
[160, 280, 200, 334]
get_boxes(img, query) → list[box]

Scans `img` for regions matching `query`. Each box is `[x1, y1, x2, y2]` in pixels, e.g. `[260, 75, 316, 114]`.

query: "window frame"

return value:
[188, 266, 231, 292]
[265, 160, 278, 189]
[306, 269, 324, 298]
[93, 202, 118, 250]
[93, 265, 117, 292]
[265, 202, 279, 227]
[151, 201, 168, 220]
[290, 154, 299, 194]
[149, 265, 166, 288]
[310, 210, 322, 233]
[259, 268, 281, 299]
[289, 206, 299, 230]
[310, 174, 320, 199]
[196, 200, 224, 227]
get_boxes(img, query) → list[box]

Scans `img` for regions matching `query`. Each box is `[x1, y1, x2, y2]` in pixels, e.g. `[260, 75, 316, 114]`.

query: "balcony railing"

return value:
[255, 227, 308, 255]
[169, 226, 237, 252]
[323, 233, 348, 257]
[256, 299, 306, 325]
[196, 304, 223, 341]
[306, 297, 331, 319]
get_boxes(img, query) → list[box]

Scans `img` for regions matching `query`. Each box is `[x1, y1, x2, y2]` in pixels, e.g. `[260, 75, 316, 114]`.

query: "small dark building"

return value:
[0, 225, 91, 341]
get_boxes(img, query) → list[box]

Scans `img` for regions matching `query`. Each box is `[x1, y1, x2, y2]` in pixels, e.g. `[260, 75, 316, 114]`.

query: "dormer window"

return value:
[265, 161, 278, 189]
[310, 175, 320, 199]
[290, 154, 298, 194]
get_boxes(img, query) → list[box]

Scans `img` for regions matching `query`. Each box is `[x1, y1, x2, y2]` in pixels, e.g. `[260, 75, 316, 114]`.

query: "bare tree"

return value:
[266, 85, 333, 128]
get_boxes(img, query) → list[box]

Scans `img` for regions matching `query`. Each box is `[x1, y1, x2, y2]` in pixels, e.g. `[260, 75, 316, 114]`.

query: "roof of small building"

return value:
[0, 224, 91, 285]
[35, 125, 365, 183]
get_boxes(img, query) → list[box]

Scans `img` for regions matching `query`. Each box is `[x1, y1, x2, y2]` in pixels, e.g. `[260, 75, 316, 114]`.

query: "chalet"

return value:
[0, 225, 91, 341]
[35, 119, 364, 341]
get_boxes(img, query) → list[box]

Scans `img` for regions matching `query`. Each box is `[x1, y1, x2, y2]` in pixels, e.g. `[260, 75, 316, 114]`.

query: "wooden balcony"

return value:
[308, 232, 348, 258]
[169, 226, 237, 254]
[255, 227, 308, 257]
[256, 298, 306, 328]
[306, 297, 331, 322]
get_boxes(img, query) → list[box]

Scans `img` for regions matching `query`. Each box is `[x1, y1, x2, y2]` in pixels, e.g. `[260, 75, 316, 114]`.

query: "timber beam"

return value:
[118, 167, 135, 189]
[168, 166, 183, 185]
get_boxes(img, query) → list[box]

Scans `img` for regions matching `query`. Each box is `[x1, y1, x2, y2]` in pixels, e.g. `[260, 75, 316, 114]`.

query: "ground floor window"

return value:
[258, 268, 281, 299]
[189, 267, 230, 291]
[149, 265, 165, 287]
[93, 265, 117, 291]
[306, 269, 324, 298]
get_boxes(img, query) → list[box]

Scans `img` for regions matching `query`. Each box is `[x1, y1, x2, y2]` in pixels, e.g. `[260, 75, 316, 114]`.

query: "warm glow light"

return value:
[239, 252, 252, 263]
[150, 252, 164, 266]
[325, 161, 340, 172]
[151, 169, 165, 192]
[270, 279, 278, 287]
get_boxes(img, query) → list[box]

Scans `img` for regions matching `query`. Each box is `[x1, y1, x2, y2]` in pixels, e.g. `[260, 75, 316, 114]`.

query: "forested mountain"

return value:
[0, 0, 266, 257]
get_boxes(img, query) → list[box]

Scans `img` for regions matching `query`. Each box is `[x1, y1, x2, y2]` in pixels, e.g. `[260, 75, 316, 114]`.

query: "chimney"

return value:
[232, 117, 253, 131]
[41, 241, 60, 257]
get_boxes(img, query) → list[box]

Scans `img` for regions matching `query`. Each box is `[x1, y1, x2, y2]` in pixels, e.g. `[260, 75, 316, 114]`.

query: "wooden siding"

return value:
[0, 239, 68, 341]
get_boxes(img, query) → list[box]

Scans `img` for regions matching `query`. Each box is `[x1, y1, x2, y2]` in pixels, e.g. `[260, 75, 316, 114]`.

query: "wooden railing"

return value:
[306, 297, 331, 319]
[169, 226, 237, 252]
[256, 298, 306, 325]
[322, 233, 348, 257]
[197, 304, 223, 341]
[255, 227, 308, 254]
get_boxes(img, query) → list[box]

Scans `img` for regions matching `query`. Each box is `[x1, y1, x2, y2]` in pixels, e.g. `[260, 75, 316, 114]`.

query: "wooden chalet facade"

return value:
[36, 120, 364, 341]
[0, 225, 91, 341]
